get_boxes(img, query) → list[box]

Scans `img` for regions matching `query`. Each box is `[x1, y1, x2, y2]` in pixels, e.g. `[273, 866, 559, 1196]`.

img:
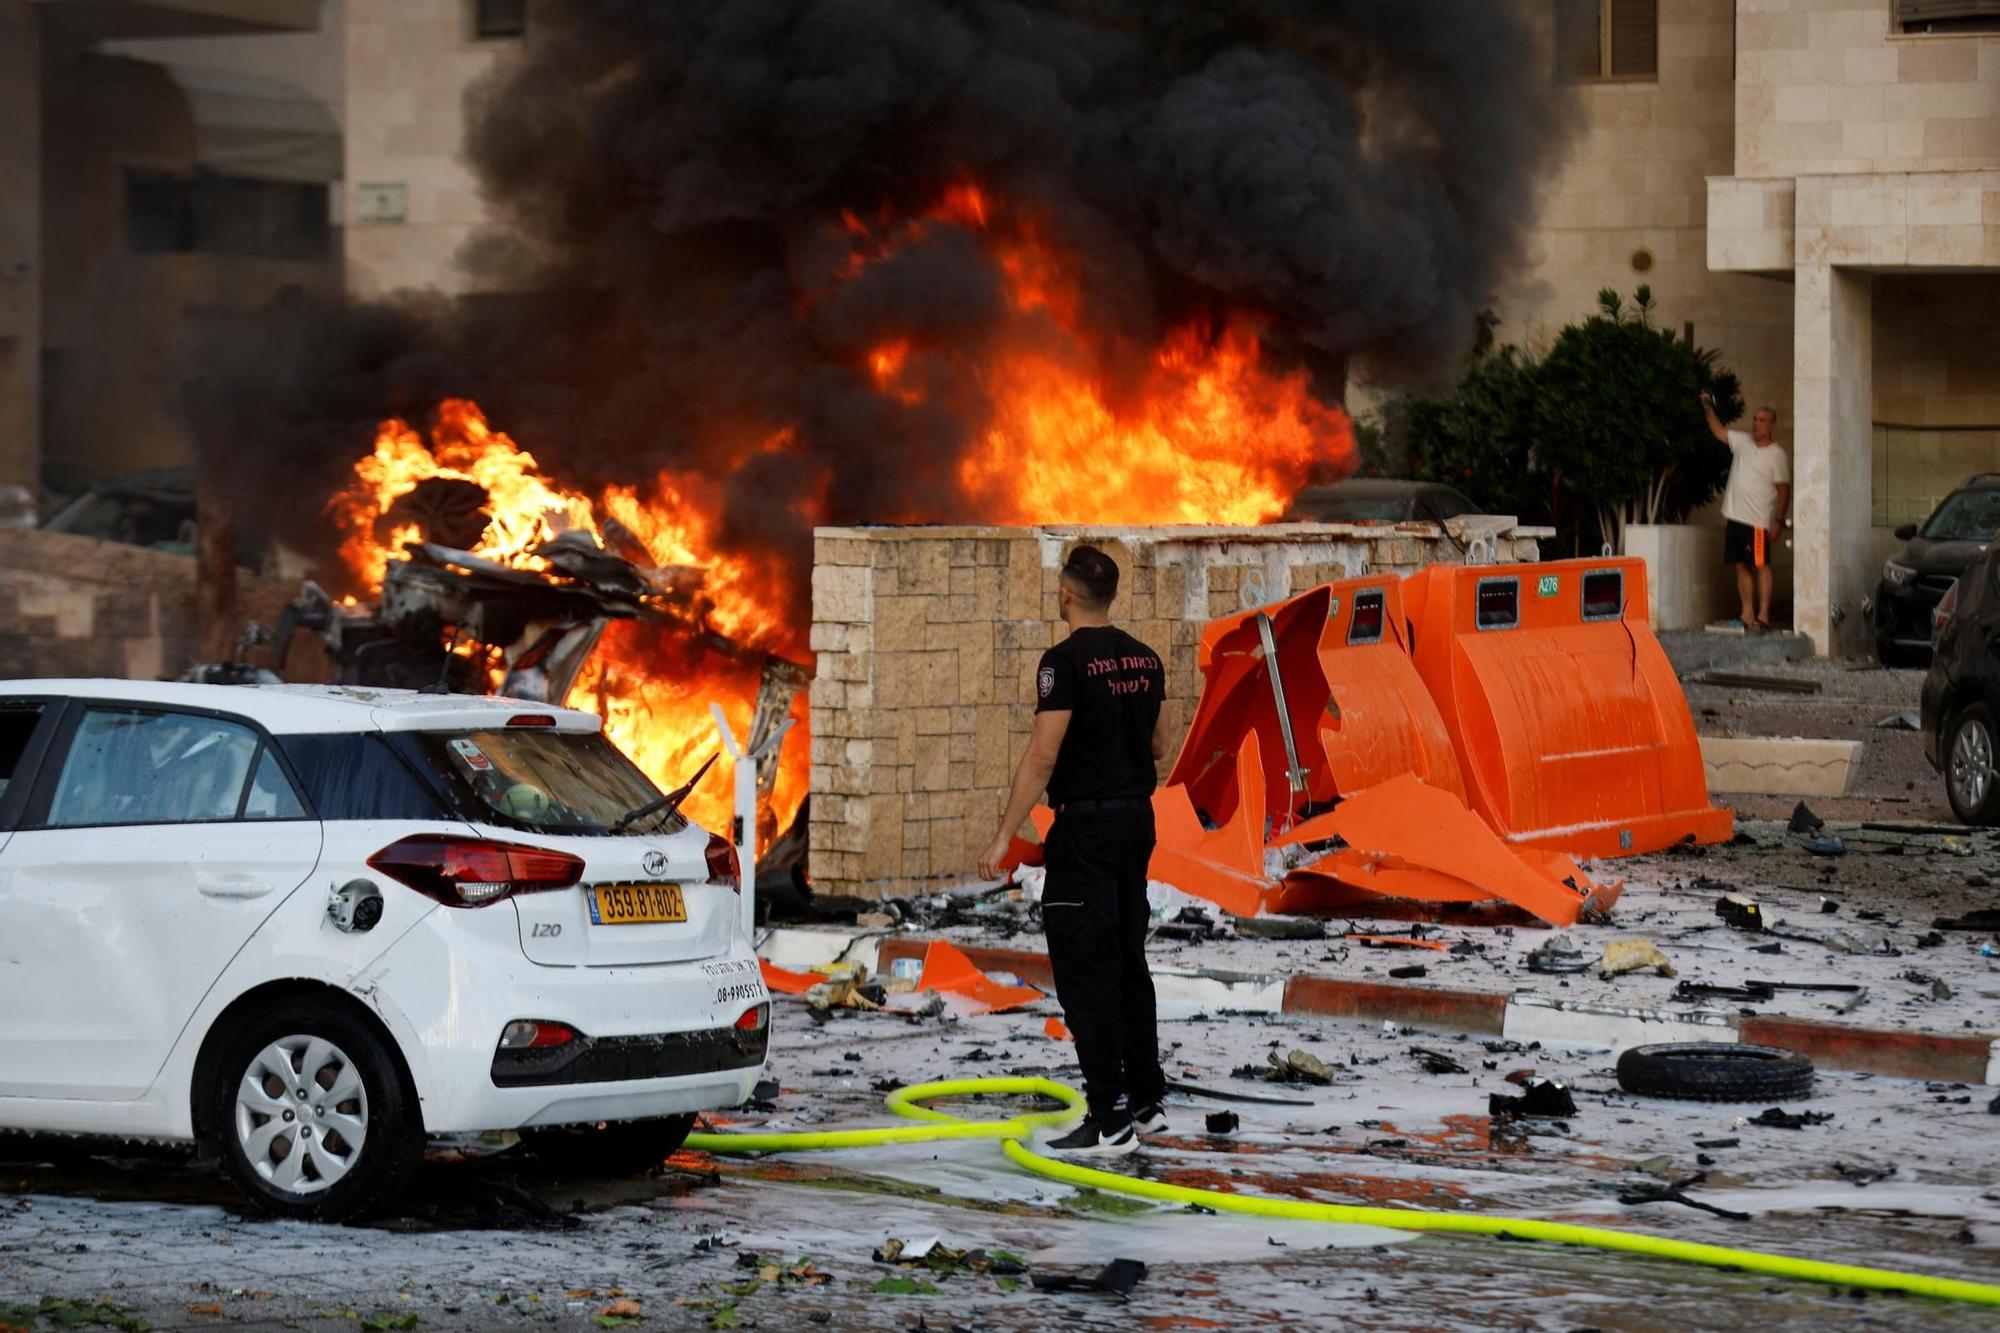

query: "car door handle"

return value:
[196, 873, 275, 900]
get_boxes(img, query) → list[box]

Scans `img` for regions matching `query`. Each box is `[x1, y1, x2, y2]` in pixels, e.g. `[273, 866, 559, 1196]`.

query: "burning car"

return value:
[0, 680, 768, 1222]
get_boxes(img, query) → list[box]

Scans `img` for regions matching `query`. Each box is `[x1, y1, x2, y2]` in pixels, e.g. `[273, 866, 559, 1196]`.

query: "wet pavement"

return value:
[5, 1000, 1998, 1331]
[6, 660, 2000, 1330]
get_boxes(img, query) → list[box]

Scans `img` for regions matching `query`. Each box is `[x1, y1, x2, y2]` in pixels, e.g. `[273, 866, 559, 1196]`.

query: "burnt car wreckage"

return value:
[188, 477, 812, 895]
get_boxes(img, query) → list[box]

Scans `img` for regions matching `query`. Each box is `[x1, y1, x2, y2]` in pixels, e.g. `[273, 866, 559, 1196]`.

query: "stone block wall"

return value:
[0, 529, 304, 681]
[807, 521, 1549, 899]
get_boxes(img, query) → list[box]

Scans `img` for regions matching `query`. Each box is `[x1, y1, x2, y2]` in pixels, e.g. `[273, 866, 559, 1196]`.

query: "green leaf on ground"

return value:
[1065, 1188, 1154, 1216]
[361, 1315, 421, 1331]
[870, 1276, 942, 1295]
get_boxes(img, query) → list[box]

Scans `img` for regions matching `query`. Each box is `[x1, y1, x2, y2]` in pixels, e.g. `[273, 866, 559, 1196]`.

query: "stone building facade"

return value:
[805, 521, 1549, 900]
[1705, 1, 2000, 655]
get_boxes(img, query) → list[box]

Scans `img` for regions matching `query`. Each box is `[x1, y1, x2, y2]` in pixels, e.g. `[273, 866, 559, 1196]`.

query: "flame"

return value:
[330, 401, 806, 833]
[844, 184, 1352, 523]
[329, 179, 1349, 855]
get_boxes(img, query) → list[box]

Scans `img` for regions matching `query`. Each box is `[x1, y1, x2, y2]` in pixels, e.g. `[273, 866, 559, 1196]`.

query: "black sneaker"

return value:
[1046, 1113, 1137, 1158]
[1130, 1102, 1168, 1136]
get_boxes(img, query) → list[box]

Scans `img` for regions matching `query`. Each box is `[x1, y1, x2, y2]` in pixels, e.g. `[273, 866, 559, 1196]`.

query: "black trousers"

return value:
[1042, 802, 1165, 1121]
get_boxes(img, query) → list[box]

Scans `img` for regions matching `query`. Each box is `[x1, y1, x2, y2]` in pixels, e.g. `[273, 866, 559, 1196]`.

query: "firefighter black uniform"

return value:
[1035, 621, 1168, 1153]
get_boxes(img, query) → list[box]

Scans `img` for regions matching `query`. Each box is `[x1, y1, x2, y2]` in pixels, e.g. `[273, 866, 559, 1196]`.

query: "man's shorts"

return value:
[1724, 520, 1768, 569]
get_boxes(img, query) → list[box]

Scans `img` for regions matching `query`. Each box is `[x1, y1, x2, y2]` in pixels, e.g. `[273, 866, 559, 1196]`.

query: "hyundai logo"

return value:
[642, 850, 669, 877]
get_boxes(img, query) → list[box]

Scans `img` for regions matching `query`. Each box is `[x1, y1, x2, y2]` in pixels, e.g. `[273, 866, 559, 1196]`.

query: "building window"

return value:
[1896, 0, 2000, 34]
[471, 0, 526, 40]
[1554, 0, 1658, 82]
[127, 170, 330, 262]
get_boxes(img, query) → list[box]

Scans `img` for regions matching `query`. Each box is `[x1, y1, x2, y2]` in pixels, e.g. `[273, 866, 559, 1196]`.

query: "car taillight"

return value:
[705, 831, 741, 893]
[506, 714, 557, 727]
[734, 1003, 768, 1033]
[499, 1019, 577, 1049]
[1935, 579, 1961, 640]
[367, 834, 584, 908]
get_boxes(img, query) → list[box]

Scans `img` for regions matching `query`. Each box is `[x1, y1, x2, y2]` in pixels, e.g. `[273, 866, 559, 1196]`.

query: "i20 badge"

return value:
[642, 850, 669, 877]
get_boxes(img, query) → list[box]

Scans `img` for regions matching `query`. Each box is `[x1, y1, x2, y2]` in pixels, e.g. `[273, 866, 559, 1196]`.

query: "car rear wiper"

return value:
[609, 753, 718, 833]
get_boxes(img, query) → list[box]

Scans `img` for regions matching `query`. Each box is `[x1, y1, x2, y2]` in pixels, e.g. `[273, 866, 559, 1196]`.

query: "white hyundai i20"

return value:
[0, 680, 769, 1221]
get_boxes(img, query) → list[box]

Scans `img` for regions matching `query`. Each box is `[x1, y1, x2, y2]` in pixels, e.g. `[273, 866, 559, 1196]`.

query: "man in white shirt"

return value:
[1702, 396, 1791, 631]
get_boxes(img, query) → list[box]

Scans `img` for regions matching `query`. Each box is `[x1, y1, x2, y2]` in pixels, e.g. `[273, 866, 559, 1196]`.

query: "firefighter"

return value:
[977, 544, 1170, 1157]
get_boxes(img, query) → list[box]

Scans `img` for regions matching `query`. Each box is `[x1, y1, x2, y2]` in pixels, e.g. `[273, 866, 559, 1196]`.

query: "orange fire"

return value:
[329, 180, 1349, 855]
[849, 183, 1352, 524]
[330, 400, 807, 833]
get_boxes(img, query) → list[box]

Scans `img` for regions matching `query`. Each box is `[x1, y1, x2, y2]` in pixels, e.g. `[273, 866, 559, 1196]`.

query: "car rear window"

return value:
[407, 728, 681, 836]
[1921, 488, 2000, 543]
[280, 733, 447, 821]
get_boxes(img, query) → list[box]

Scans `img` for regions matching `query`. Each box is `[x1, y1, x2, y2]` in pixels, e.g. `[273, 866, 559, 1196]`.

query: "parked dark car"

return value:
[1921, 541, 2000, 823]
[1874, 474, 2000, 664]
[1281, 478, 1479, 525]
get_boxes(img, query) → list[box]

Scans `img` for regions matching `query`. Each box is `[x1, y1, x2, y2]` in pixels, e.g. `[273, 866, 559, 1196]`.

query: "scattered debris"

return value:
[1489, 1077, 1577, 1120]
[1347, 933, 1451, 951]
[1599, 939, 1676, 978]
[1205, 1111, 1240, 1134]
[1789, 802, 1825, 834]
[1715, 894, 1765, 932]
[1873, 711, 1921, 731]
[1748, 1107, 1835, 1130]
[1799, 834, 1848, 857]
[1933, 909, 2000, 932]
[1618, 1175, 1752, 1221]
[1527, 935, 1591, 973]
[1409, 1047, 1467, 1075]
[1030, 1258, 1147, 1299]
[1387, 964, 1429, 979]
[1235, 914, 1326, 940]
[1696, 670, 1821, 695]
[1260, 1049, 1335, 1086]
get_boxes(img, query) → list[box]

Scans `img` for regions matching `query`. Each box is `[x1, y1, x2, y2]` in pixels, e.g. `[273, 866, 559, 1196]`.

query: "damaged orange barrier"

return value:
[1031, 732, 1272, 918]
[1400, 557, 1731, 858]
[913, 940, 1044, 1014]
[1167, 577, 1462, 834]
[1324, 774, 1621, 927]
[759, 958, 824, 995]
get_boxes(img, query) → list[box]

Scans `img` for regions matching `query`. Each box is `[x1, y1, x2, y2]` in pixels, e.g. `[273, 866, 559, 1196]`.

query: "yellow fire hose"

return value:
[683, 1076, 2000, 1307]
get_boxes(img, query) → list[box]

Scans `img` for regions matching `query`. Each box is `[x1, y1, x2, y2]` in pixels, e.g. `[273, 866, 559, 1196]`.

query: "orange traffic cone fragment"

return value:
[1045, 1017, 1073, 1042]
[759, 958, 822, 995]
[915, 940, 1044, 1014]
[1328, 774, 1596, 928]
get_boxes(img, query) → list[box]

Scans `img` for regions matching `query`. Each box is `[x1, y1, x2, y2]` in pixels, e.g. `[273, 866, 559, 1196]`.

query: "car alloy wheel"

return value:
[234, 1035, 370, 1195]
[1951, 715, 1995, 818]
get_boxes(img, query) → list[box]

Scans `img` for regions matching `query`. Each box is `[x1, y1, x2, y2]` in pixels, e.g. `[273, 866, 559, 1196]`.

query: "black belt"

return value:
[1053, 796, 1151, 814]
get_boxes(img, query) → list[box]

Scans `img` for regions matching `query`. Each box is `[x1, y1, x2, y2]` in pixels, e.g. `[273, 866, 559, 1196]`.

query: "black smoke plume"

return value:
[195, 0, 1575, 620]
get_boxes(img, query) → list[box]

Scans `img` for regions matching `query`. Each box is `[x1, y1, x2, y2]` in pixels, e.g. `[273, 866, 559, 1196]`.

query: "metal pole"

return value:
[1253, 611, 1310, 820]
[711, 703, 793, 938]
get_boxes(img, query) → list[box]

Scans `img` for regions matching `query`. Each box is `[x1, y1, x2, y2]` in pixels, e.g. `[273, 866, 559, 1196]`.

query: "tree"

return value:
[1364, 287, 1743, 556]
[1531, 287, 1741, 552]
[1374, 343, 1550, 528]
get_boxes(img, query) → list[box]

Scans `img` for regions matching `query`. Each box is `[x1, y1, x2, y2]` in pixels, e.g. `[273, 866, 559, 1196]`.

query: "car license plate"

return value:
[589, 883, 687, 926]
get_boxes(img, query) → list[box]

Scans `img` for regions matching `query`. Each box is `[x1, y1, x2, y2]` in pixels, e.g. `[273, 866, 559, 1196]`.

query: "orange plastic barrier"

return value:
[914, 940, 1044, 1014]
[759, 958, 823, 995]
[1167, 578, 1463, 833]
[1400, 557, 1731, 858]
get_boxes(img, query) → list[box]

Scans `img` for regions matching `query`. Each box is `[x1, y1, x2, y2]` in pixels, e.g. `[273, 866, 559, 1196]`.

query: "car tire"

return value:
[1615, 1043, 1815, 1103]
[206, 1002, 423, 1223]
[520, 1114, 697, 1177]
[1946, 703, 2000, 826]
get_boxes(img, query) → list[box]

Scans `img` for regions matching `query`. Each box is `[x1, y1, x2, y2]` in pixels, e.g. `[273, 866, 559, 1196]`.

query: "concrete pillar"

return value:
[1792, 262, 1873, 656]
[0, 0, 40, 494]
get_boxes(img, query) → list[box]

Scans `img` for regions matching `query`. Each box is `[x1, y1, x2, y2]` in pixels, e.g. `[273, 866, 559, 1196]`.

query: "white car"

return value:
[0, 680, 769, 1221]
